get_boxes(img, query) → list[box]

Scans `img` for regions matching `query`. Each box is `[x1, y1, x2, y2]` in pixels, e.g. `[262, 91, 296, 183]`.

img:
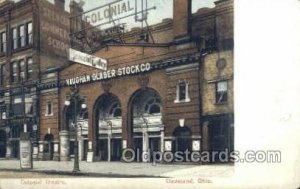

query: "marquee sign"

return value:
[65, 62, 151, 86]
[68, 48, 107, 71]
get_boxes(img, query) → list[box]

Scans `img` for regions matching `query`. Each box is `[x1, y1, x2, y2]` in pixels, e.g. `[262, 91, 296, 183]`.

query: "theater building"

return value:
[38, 0, 234, 162]
[0, 0, 70, 159]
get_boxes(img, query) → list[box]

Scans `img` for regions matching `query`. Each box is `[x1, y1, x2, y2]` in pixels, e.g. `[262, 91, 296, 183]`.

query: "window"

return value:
[12, 28, 18, 50]
[12, 95, 22, 116]
[26, 57, 33, 80]
[19, 25, 25, 47]
[0, 93, 5, 120]
[11, 94, 32, 116]
[179, 82, 186, 101]
[19, 60, 25, 80]
[144, 98, 161, 115]
[11, 62, 19, 83]
[175, 81, 190, 103]
[25, 94, 33, 115]
[109, 102, 121, 117]
[0, 64, 5, 85]
[216, 81, 228, 103]
[46, 101, 53, 116]
[27, 22, 33, 45]
[0, 32, 6, 53]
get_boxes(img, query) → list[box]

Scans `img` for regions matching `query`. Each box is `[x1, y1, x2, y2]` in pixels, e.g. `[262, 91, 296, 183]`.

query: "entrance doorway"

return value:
[173, 126, 192, 161]
[0, 130, 6, 158]
[149, 137, 160, 162]
[208, 115, 233, 162]
[44, 134, 54, 160]
[133, 136, 143, 161]
[111, 138, 122, 161]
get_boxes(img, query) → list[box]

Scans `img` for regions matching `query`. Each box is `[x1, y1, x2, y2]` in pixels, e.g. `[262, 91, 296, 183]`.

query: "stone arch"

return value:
[127, 87, 164, 162]
[93, 93, 122, 161]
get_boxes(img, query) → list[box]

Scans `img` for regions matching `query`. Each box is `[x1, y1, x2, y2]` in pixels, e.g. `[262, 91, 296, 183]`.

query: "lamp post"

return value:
[64, 87, 86, 173]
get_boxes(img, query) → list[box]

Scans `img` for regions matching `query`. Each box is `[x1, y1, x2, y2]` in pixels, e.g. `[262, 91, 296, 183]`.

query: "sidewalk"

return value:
[0, 160, 234, 178]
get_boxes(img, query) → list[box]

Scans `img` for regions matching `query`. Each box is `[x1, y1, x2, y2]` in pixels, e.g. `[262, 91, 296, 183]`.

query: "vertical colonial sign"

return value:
[69, 48, 107, 70]
[70, 0, 156, 51]
[39, 0, 70, 70]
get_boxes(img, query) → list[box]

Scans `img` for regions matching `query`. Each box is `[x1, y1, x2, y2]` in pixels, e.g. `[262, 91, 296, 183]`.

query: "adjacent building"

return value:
[0, 0, 70, 159]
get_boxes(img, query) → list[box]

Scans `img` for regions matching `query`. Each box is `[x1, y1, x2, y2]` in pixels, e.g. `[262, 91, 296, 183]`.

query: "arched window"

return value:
[144, 98, 161, 115]
[109, 102, 122, 118]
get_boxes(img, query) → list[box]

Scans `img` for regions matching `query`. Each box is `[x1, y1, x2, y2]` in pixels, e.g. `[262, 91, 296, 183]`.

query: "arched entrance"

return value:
[129, 88, 164, 162]
[0, 130, 6, 158]
[94, 94, 122, 161]
[173, 126, 192, 161]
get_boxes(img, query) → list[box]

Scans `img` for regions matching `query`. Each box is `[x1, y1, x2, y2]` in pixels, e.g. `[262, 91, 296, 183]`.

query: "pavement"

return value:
[0, 160, 234, 178]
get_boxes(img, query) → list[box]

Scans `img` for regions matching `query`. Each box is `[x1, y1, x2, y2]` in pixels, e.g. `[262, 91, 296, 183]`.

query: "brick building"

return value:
[38, 0, 234, 162]
[0, 0, 70, 159]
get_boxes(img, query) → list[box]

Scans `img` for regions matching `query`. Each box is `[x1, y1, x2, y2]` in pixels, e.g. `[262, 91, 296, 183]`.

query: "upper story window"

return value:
[11, 61, 18, 83]
[11, 22, 33, 51]
[46, 101, 53, 116]
[10, 57, 34, 83]
[175, 80, 190, 103]
[0, 32, 6, 53]
[216, 81, 228, 104]
[27, 57, 33, 80]
[25, 94, 33, 115]
[19, 60, 26, 79]
[12, 28, 18, 50]
[27, 22, 33, 45]
[0, 64, 5, 86]
[19, 25, 25, 48]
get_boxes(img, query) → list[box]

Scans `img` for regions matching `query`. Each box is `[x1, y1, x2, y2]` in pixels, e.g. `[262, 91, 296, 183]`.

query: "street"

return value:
[0, 160, 234, 178]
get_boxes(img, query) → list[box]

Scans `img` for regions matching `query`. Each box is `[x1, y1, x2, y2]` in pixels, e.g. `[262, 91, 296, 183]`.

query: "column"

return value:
[107, 134, 111, 162]
[160, 131, 164, 153]
[86, 141, 94, 162]
[78, 135, 84, 161]
[32, 145, 39, 161]
[37, 141, 44, 160]
[59, 130, 70, 161]
[5, 140, 11, 159]
[202, 121, 210, 152]
[53, 140, 60, 161]
[142, 130, 149, 162]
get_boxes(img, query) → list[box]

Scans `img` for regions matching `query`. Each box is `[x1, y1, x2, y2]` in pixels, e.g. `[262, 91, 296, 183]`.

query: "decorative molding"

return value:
[101, 80, 113, 93]
[138, 74, 150, 89]
[166, 63, 199, 75]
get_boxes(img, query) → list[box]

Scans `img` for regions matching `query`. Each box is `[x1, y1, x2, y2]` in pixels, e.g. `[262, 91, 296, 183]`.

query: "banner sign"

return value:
[69, 48, 108, 71]
[65, 62, 151, 86]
